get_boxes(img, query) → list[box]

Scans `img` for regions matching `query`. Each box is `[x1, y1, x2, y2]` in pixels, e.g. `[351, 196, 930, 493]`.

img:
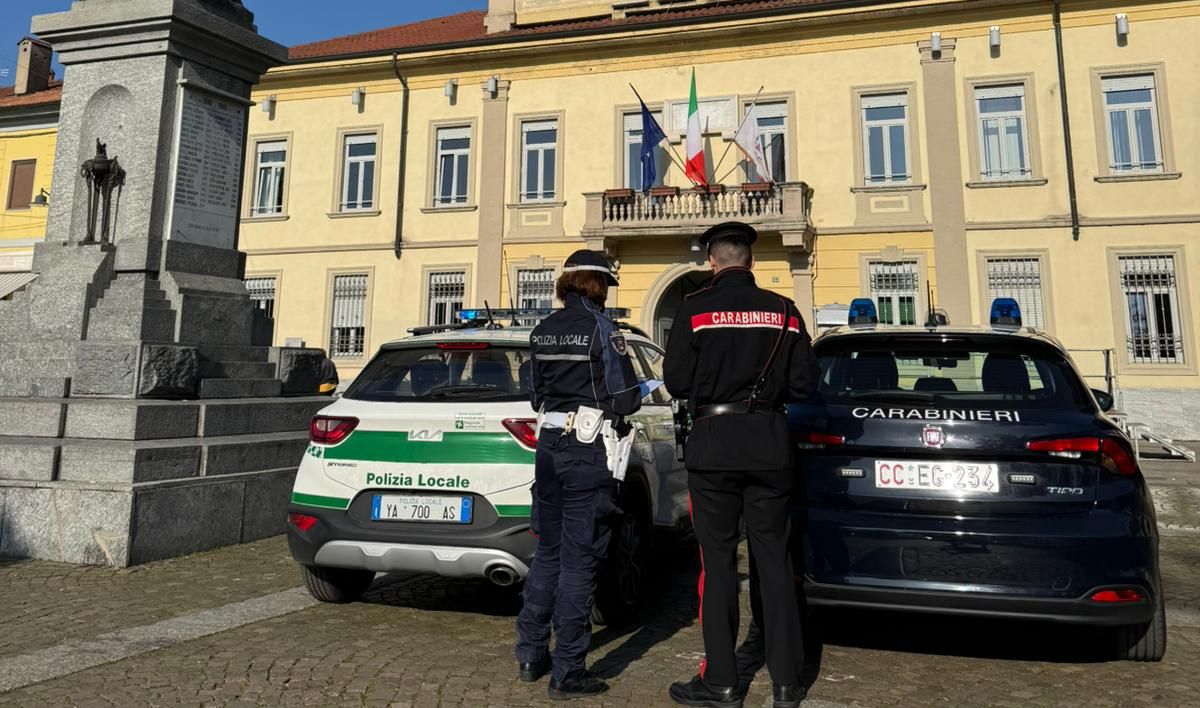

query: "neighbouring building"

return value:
[13, 1, 1200, 438]
[0, 37, 59, 299]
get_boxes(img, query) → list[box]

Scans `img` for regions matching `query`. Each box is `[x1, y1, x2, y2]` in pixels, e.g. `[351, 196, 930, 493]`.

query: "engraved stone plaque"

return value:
[169, 87, 245, 249]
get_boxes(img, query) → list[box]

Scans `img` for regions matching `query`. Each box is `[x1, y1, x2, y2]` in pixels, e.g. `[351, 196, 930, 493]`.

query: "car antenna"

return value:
[925, 281, 938, 328]
[501, 249, 521, 327]
[483, 300, 498, 329]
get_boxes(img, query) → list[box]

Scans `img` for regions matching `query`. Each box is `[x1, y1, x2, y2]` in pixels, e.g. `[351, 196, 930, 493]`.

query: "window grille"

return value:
[251, 140, 286, 215]
[245, 276, 277, 320]
[1102, 74, 1163, 174]
[428, 271, 466, 326]
[516, 268, 555, 325]
[986, 257, 1045, 329]
[329, 274, 368, 358]
[861, 93, 910, 184]
[1119, 255, 1183, 364]
[869, 261, 918, 326]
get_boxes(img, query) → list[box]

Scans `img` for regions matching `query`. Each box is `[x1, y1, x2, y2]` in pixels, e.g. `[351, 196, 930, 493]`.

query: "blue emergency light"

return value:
[990, 298, 1022, 327]
[456, 307, 633, 323]
[848, 298, 878, 325]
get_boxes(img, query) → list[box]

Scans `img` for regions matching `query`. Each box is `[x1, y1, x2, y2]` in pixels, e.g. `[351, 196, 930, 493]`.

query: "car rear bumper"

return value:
[314, 540, 530, 580]
[804, 579, 1157, 626]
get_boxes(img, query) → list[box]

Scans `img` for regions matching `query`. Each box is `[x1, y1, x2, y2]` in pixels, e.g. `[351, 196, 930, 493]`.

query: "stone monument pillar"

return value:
[0, 0, 329, 566]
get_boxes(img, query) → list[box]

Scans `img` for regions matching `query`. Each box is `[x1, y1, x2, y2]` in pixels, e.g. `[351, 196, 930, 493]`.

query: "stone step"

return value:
[0, 437, 61, 481]
[86, 306, 176, 341]
[0, 399, 66, 438]
[195, 344, 271, 363]
[50, 431, 308, 484]
[64, 400, 200, 441]
[198, 397, 330, 437]
[198, 378, 282, 399]
[97, 295, 171, 309]
[198, 360, 277, 380]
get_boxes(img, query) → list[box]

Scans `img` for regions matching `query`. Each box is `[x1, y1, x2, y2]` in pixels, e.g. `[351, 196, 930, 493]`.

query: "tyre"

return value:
[1113, 587, 1167, 661]
[300, 564, 375, 604]
[592, 492, 650, 626]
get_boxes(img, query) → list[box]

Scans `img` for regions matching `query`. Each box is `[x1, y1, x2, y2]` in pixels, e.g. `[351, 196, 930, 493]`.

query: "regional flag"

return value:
[639, 99, 667, 194]
[685, 69, 708, 186]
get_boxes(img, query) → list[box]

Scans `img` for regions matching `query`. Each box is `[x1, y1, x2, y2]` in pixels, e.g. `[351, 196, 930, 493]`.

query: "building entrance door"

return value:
[653, 269, 711, 346]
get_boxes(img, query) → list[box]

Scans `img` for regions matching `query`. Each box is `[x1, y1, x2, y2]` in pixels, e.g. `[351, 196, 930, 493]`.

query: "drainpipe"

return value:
[1053, 0, 1081, 241]
[391, 53, 410, 257]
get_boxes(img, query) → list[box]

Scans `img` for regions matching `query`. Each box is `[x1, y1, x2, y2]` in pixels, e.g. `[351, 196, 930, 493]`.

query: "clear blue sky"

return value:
[1, 0, 487, 83]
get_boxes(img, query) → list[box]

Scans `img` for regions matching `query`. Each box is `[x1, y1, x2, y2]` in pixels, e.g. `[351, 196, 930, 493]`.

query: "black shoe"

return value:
[773, 683, 807, 708]
[548, 673, 609, 701]
[518, 657, 551, 682]
[668, 675, 742, 708]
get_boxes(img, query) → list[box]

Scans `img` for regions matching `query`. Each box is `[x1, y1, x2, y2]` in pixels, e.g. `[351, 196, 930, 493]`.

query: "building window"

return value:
[250, 141, 286, 215]
[434, 126, 471, 206]
[516, 268, 555, 325]
[861, 94, 909, 184]
[1102, 75, 1163, 174]
[869, 261, 918, 325]
[520, 119, 557, 202]
[744, 102, 787, 183]
[340, 134, 377, 211]
[6, 160, 36, 210]
[623, 111, 665, 191]
[1119, 255, 1183, 364]
[428, 271, 466, 326]
[986, 257, 1045, 329]
[329, 273, 368, 358]
[975, 85, 1031, 180]
[245, 276, 277, 320]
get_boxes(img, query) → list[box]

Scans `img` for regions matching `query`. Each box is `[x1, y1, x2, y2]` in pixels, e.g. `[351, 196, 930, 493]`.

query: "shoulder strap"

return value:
[747, 294, 792, 409]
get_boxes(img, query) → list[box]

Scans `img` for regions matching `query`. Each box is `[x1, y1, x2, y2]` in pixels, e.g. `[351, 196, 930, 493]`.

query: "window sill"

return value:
[420, 204, 478, 214]
[326, 209, 382, 219]
[1117, 361, 1197, 376]
[507, 200, 567, 209]
[244, 214, 290, 223]
[1095, 172, 1181, 183]
[850, 183, 927, 194]
[966, 178, 1048, 189]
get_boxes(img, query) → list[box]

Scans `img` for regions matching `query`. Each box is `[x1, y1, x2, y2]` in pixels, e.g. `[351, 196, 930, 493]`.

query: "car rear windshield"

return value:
[344, 344, 532, 402]
[815, 338, 1091, 410]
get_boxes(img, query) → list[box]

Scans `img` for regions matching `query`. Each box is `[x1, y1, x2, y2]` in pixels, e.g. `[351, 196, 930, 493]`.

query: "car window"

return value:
[815, 339, 1090, 411]
[632, 342, 671, 405]
[345, 344, 532, 402]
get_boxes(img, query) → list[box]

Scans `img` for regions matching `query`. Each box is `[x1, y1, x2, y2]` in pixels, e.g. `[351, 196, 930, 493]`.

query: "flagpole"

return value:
[710, 85, 765, 183]
[629, 83, 703, 188]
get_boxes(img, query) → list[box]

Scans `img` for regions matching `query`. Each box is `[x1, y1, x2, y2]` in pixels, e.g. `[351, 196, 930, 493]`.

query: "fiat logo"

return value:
[922, 425, 946, 448]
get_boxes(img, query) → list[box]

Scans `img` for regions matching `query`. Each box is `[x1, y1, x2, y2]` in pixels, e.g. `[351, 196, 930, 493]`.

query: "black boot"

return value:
[773, 683, 806, 708]
[547, 673, 609, 701]
[517, 657, 551, 682]
[668, 675, 743, 708]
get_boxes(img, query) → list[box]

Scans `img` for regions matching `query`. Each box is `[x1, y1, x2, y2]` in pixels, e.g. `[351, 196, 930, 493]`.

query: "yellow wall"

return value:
[0, 127, 55, 269]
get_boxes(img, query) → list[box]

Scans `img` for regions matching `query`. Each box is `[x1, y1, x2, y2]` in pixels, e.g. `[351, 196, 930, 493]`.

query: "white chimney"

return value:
[15, 37, 52, 96]
[485, 0, 516, 33]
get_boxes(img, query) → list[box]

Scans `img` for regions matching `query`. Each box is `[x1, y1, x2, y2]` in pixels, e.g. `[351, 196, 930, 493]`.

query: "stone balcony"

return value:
[582, 181, 814, 250]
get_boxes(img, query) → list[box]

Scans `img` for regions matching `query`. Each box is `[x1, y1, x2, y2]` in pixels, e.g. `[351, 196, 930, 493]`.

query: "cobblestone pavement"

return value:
[0, 458, 1198, 707]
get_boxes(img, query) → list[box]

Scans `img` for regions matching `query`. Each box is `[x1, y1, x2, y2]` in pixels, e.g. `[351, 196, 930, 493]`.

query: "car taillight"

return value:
[288, 512, 318, 532]
[310, 416, 358, 445]
[793, 430, 845, 449]
[1026, 435, 1138, 476]
[502, 418, 538, 450]
[1090, 588, 1144, 603]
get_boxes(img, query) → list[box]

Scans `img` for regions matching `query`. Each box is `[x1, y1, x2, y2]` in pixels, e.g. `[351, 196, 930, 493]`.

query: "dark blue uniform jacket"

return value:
[528, 294, 642, 418]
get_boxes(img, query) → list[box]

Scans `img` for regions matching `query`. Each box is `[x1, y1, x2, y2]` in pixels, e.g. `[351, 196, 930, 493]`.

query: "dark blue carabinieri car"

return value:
[788, 299, 1165, 661]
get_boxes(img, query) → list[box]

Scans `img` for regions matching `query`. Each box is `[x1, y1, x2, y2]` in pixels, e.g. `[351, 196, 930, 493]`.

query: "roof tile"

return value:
[0, 81, 63, 110]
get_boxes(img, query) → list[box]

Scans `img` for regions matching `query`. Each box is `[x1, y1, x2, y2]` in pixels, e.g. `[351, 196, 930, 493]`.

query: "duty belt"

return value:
[693, 400, 782, 420]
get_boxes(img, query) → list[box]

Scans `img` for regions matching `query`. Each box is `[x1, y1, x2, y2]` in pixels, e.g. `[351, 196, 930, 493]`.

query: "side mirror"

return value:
[1091, 389, 1115, 413]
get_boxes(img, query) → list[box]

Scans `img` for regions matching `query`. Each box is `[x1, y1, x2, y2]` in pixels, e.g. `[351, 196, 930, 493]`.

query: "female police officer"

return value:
[515, 249, 642, 701]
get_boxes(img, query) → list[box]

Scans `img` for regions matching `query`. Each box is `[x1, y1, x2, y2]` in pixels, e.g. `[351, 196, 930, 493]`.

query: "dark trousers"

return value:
[515, 429, 616, 682]
[688, 467, 803, 687]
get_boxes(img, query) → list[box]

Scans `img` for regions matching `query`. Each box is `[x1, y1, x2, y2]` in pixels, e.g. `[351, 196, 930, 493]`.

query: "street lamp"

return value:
[31, 188, 49, 207]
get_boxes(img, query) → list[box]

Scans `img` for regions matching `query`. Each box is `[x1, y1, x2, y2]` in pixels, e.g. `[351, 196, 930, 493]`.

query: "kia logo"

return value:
[922, 425, 946, 448]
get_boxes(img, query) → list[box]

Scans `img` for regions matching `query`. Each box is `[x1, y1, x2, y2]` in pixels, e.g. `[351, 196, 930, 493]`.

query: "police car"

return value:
[286, 309, 689, 624]
[790, 298, 1165, 660]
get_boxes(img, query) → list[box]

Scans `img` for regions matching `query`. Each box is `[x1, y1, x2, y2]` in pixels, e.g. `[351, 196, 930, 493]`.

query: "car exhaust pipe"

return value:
[485, 563, 520, 587]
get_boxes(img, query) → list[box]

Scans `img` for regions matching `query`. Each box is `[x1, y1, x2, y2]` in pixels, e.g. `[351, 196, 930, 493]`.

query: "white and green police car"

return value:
[286, 310, 689, 623]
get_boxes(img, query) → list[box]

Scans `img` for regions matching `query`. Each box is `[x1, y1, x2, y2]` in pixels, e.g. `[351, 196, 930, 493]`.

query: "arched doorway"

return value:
[652, 269, 712, 345]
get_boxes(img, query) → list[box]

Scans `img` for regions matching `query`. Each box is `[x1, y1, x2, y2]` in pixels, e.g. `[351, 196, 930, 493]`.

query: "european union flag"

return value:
[639, 99, 667, 194]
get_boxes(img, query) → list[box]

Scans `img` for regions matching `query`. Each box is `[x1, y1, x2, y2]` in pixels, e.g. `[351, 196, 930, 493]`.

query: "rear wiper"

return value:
[846, 390, 935, 402]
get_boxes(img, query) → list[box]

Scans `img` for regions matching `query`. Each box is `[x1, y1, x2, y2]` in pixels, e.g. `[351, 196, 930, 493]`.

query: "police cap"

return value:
[698, 221, 759, 253]
[563, 249, 619, 286]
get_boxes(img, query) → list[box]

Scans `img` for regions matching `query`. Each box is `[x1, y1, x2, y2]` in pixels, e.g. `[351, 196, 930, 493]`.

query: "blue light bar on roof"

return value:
[990, 298, 1022, 327]
[848, 298, 878, 325]
[455, 307, 633, 323]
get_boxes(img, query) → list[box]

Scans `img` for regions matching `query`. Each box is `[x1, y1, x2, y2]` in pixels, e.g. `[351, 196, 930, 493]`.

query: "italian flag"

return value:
[685, 68, 708, 186]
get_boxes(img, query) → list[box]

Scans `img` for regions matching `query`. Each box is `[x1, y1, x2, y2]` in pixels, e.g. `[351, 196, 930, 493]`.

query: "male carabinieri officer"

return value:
[664, 222, 819, 708]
